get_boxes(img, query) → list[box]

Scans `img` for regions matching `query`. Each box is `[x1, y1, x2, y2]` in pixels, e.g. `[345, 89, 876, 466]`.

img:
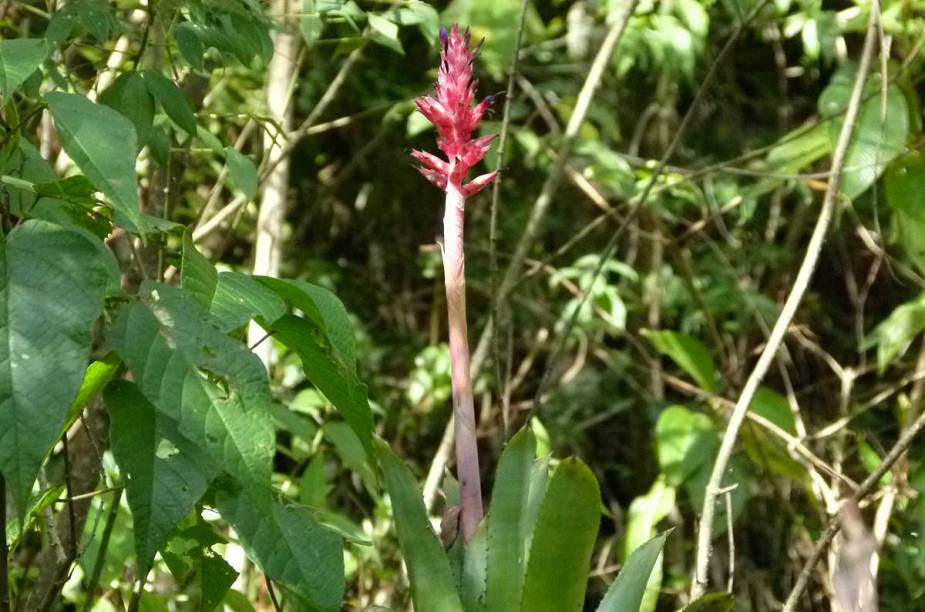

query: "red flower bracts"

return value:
[411, 25, 497, 197]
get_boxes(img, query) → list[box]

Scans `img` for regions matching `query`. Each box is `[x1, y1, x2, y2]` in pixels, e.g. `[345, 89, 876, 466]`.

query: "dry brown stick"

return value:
[691, 10, 880, 599]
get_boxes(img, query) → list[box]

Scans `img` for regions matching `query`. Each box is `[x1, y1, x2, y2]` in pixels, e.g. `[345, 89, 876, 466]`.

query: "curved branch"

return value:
[690, 10, 881, 599]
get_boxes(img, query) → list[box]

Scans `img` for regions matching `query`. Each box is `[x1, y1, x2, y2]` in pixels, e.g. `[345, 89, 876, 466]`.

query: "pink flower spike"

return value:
[462, 171, 498, 197]
[411, 23, 497, 193]
[411, 149, 449, 175]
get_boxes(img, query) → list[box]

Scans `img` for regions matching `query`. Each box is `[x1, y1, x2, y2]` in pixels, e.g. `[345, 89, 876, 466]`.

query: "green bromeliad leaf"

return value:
[520, 458, 601, 612]
[377, 439, 463, 612]
[486, 427, 536, 612]
[0, 220, 118, 516]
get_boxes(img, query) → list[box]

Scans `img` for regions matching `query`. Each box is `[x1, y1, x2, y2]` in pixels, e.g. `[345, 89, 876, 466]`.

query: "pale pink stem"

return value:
[441, 180, 483, 542]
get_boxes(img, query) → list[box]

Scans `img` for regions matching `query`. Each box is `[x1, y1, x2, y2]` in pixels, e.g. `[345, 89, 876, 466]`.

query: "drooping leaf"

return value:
[45, 91, 147, 233]
[818, 65, 910, 199]
[486, 427, 536, 612]
[861, 292, 925, 372]
[111, 284, 276, 507]
[0, 220, 118, 516]
[260, 278, 372, 453]
[174, 22, 205, 71]
[142, 70, 198, 137]
[99, 71, 156, 150]
[766, 121, 830, 174]
[62, 351, 121, 431]
[181, 228, 218, 307]
[0, 38, 47, 102]
[655, 405, 717, 486]
[521, 458, 601, 612]
[376, 439, 463, 612]
[106, 380, 213, 573]
[224, 147, 258, 201]
[216, 486, 344, 611]
[643, 330, 717, 392]
[596, 531, 671, 612]
[886, 150, 925, 275]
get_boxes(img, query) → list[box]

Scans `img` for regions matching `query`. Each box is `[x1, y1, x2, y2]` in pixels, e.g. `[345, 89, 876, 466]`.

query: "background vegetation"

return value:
[2, 0, 925, 609]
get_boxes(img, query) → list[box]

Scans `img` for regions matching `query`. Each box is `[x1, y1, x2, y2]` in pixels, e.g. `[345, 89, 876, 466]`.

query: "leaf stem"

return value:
[442, 182, 483, 542]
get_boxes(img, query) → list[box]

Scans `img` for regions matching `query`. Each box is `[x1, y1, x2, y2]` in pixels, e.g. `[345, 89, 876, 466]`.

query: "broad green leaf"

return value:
[748, 387, 796, 434]
[260, 277, 371, 451]
[99, 71, 155, 150]
[271, 314, 372, 455]
[443, 0, 542, 79]
[301, 451, 332, 508]
[174, 23, 205, 71]
[766, 121, 830, 174]
[486, 427, 536, 612]
[216, 486, 344, 611]
[655, 406, 717, 486]
[45, 92, 147, 233]
[0, 220, 118, 516]
[201, 552, 238, 611]
[111, 284, 276, 507]
[521, 458, 601, 612]
[643, 330, 717, 392]
[622, 477, 675, 612]
[209, 272, 287, 332]
[0, 38, 47, 102]
[861, 292, 925, 372]
[396, 1, 440, 42]
[224, 147, 258, 201]
[818, 65, 909, 199]
[596, 531, 670, 612]
[376, 439, 463, 612]
[368, 14, 404, 55]
[886, 150, 925, 275]
[181, 229, 218, 307]
[323, 421, 376, 492]
[681, 593, 735, 612]
[142, 70, 198, 137]
[106, 380, 213, 573]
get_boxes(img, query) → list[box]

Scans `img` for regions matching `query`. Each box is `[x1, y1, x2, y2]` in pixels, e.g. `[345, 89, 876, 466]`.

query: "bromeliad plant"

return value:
[375, 24, 677, 612]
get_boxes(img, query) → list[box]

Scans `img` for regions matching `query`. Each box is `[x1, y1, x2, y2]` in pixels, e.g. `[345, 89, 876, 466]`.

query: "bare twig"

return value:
[489, 0, 531, 437]
[691, 11, 880, 599]
[82, 488, 123, 611]
[782, 406, 925, 611]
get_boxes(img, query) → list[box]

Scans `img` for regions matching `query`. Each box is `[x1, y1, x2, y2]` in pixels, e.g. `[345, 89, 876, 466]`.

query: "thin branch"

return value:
[82, 488, 123, 611]
[266, 576, 283, 612]
[781, 405, 925, 611]
[489, 0, 530, 437]
[526, 0, 773, 429]
[691, 11, 880, 599]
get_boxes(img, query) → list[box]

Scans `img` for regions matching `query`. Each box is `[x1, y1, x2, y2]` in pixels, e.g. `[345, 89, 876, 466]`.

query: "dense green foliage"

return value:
[2, 0, 925, 609]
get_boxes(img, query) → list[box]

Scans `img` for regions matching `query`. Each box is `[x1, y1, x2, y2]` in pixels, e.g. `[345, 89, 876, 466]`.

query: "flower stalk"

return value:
[412, 24, 497, 542]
